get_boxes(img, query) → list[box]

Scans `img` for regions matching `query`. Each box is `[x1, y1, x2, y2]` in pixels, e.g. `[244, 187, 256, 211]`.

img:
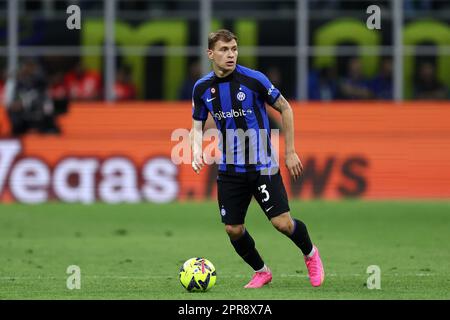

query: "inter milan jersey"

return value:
[192, 64, 280, 173]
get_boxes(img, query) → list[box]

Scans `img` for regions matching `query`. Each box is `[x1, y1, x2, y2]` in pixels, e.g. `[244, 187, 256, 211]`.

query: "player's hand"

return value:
[285, 151, 303, 181]
[192, 153, 204, 174]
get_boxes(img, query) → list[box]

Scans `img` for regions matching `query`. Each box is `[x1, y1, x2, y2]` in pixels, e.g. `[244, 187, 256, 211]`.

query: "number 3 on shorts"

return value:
[258, 184, 270, 202]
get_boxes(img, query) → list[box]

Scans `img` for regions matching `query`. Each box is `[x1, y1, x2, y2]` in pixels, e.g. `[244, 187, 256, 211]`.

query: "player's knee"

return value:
[225, 224, 245, 240]
[271, 213, 294, 235]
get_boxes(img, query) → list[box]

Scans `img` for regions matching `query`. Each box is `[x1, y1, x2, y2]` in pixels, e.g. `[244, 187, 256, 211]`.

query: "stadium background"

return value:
[0, 0, 449, 300]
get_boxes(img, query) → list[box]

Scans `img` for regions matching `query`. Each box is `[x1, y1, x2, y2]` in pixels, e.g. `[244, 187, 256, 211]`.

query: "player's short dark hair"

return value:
[208, 29, 238, 49]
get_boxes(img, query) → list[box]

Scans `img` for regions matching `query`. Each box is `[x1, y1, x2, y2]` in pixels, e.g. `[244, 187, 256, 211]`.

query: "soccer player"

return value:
[190, 29, 324, 288]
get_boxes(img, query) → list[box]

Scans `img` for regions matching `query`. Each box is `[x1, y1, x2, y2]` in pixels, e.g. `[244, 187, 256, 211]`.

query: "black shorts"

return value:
[217, 169, 290, 225]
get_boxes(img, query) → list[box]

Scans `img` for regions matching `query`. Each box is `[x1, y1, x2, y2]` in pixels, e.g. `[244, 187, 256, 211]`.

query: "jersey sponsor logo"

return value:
[213, 108, 253, 121]
[236, 91, 246, 101]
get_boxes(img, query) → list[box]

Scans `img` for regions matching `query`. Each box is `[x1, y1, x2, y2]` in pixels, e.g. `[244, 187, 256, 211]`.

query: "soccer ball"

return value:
[179, 257, 216, 292]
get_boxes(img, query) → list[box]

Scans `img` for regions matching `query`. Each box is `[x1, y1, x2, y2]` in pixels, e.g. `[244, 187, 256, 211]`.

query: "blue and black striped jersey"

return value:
[192, 64, 280, 173]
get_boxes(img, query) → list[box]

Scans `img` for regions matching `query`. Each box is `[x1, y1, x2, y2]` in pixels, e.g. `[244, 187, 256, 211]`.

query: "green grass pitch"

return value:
[0, 200, 449, 299]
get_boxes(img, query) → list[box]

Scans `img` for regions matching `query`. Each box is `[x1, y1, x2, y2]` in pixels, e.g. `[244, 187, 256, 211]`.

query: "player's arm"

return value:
[190, 119, 206, 174]
[272, 95, 303, 181]
[191, 83, 210, 174]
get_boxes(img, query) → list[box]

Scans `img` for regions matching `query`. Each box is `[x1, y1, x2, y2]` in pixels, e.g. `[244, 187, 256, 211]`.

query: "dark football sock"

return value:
[288, 219, 314, 256]
[230, 229, 265, 271]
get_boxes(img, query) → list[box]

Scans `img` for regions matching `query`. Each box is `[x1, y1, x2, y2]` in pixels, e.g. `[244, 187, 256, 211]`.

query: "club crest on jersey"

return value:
[236, 91, 246, 101]
[211, 88, 216, 94]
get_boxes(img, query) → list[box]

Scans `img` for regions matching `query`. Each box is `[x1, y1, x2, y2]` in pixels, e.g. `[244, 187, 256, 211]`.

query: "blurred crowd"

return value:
[2, 59, 63, 136]
[0, 0, 447, 138]
[177, 57, 448, 101]
[14, 0, 450, 15]
[0, 58, 137, 136]
[0, 56, 448, 135]
[307, 57, 448, 101]
[21, 0, 447, 11]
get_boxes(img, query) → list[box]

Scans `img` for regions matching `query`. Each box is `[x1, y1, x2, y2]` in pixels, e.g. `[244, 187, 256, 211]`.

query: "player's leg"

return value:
[218, 172, 271, 288]
[270, 212, 312, 255]
[253, 171, 324, 287]
[270, 212, 324, 286]
[225, 224, 264, 269]
[225, 224, 272, 288]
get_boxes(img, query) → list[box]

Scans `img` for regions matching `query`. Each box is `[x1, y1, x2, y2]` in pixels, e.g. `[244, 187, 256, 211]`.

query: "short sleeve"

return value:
[256, 71, 281, 106]
[191, 84, 208, 121]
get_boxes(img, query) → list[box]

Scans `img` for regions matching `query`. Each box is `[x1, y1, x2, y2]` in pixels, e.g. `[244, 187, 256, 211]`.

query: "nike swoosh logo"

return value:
[206, 97, 216, 102]
[266, 206, 274, 212]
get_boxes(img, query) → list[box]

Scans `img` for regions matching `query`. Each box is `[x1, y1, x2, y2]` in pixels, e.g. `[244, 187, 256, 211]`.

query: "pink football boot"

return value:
[244, 270, 272, 288]
[304, 246, 325, 287]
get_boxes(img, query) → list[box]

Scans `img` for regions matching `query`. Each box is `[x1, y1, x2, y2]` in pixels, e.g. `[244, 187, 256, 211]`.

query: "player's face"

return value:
[208, 40, 238, 72]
